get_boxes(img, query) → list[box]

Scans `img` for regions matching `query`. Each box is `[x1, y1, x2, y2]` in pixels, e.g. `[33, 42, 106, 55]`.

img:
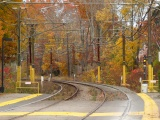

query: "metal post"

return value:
[67, 33, 70, 77]
[26, 52, 29, 79]
[148, 0, 152, 90]
[122, 28, 126, 86]
[131, 0, 133, 41]
[28, 24, 36, 82]
[143, 65, 146, 80]
[0, 38, 12, 93]
[0, 38, 4, 92]
[29, 37, 32, 80]
[143, 55, 147, 80]
[97, 25, 101, 83]
[50, 48, 52, 78]
[31, 27, 35, 82]
[17, 8, 21, 86]
[72, 44, 76, 75]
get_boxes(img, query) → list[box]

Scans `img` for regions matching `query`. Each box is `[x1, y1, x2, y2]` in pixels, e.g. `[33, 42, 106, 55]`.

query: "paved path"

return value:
[0, 92, 159, 120]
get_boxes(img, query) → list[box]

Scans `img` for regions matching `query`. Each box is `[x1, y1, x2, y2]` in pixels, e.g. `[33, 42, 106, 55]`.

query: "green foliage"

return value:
[4, 79, 16, 93]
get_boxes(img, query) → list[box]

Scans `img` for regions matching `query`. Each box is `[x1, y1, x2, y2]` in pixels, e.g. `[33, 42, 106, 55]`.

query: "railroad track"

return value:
[53, 80, 107, 120]
[1, 81, 79, 120]
[100, 83, 131, 120]
[0, 83, 62, 112]
[53, 80, 131, 120]
[0, 80, 131, 120]
[102, 84, 131, 120]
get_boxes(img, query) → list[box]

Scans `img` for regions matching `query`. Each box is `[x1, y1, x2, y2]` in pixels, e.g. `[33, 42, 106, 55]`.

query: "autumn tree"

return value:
[0, 3, 19, 63]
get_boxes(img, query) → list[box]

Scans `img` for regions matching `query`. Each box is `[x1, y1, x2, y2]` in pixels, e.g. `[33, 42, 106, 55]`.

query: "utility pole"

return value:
[131, 0, 133, 41]
[13, 6, 26, 86]
[97, 25, 101, 83]
[26, 52, 29, 79]
[67, 33, 70, 77]
[122, 27, 126, 86]
[27, 23, 37, 82]
[29, 32, 32, 80]
[72, 44, 75, 75]
[17, 8, 21, 87]
[31, 24, 35, 82]
[50, 48, 52, 79]
[148, 0, 153, 90]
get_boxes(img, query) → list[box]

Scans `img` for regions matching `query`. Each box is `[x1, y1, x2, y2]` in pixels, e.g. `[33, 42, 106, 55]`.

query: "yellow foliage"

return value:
[104, 34, 139, 71]
[0, 21, 5, 47]
[57, 46, 62, 50]
[56, 62, 67, 76]
[47, 32, 54, 38]
[41, 63, 50, 71]
[121, 7, 130, 16]
[96, 8, 112, 22]
[81, 69, 97, 82]
[116, 37, 122, 46]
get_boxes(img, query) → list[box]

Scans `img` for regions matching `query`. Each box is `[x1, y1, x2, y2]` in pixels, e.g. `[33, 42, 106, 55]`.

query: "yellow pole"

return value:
[17, 66, 21, 87]
[30, 65, 32, 81]
[98, 66, 101, 83]
[32, 67, 35, 82]
[122, 64, 126, 86]
[151, 65, 153, 80]
[148, 64, 152, 90]
[152, 65, 154, 90]
[152, 65, 154, 80]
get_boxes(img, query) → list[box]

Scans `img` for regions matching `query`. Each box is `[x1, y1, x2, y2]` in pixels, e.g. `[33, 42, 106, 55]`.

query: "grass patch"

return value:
[3, 79, 16, 93]
[89, 88, 98, 101]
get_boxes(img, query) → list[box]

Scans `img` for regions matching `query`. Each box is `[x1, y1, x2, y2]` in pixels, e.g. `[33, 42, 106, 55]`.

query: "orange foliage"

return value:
[127, 68, 143, 92]
[78, 4, 88, 19]
[0, 21, 5, 47]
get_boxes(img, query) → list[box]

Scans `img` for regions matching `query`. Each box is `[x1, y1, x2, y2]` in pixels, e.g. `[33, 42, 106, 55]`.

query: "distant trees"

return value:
[1, 0, 160, 92]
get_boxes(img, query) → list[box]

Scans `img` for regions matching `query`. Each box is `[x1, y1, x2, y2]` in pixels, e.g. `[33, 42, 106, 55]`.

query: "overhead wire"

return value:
[1, 0, 158, 60]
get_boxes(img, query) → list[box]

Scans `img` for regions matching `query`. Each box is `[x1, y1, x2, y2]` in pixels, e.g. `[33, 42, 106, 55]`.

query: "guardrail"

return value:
[16, 81, 39, 94]
[141, 80, 159, 93]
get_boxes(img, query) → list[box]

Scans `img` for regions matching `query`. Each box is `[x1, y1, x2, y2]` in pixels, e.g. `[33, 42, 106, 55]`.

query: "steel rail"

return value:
[7, 81, 79, 120]
[0, 1, 151, 5]
[80, 83, 106, 120]
[1, 83, 62, 112]
[54, 80, 131, 120]
[76, 82, 131, 120]
[53, 80, 107, 120]
[100, 84, 131, 120]
[55, 82, 79, 101]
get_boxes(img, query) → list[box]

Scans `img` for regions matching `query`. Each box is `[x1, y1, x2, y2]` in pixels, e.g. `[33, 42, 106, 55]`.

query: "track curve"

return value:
[3, 81, 79, 120]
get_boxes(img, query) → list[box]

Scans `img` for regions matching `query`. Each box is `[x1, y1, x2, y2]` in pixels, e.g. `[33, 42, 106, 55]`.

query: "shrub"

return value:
[127, 68, 143, 92]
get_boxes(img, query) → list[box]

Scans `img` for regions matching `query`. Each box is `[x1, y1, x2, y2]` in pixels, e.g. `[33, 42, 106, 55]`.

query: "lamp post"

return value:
[0, 37, 12, 93]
